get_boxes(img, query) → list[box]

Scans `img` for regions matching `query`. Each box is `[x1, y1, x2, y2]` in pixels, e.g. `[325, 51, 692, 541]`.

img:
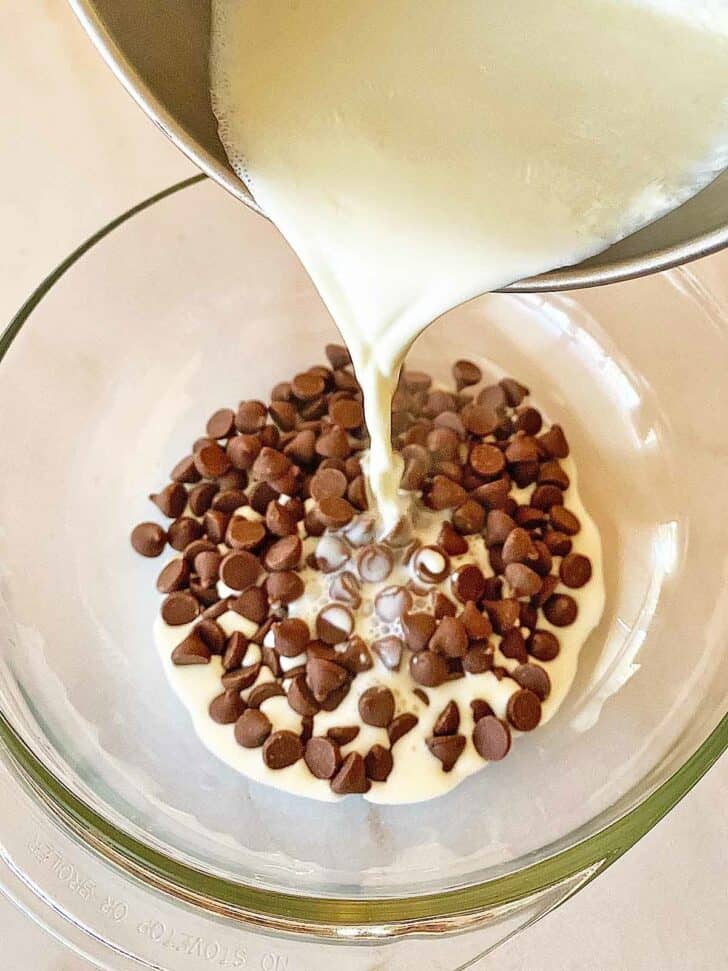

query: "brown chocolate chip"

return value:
[266, 499, 299, 537]
[451, 564, 486, 604]
[246, 683, 285, 710]
[431, 591, 456, 620]
[204, 408, 234, 440]
[549, 505, 581, 536]
[194, 619, 226, 655]
[388, 713, 418, 746]
[427, 427, 460, 462]
[171, 455, 201, 484]
[538, 460, 570, 489]
[171, 631, 211, 665]
[291, 372, 325, 402]
[462, 643, 494, 674]
[193, 550, 221, 588]
[220, 551, 261, 591]
[358, 685, 396, 727]
[512, 663, 551, 700]
[264, 535, 303, 572]
[411, 545, 450, 584]
[261, 730, 304, 770]
[226, 518, 266, 552]
[402, 612, 436, 652]
[452, 499, 485, 535]
[266, 571, 304, 604]
[543, 530, 573, 557]
[529, 485, 562, 512]
[222, 631, 249, 671]
[269, 400, 297, 431]
[538, 425, 569, 459]
[505, 563, 542, 598]
[306, 657, 349, 703]
[227, 434, 261, 471]
[434, 410, 467, 439]
[229, 585, 269, 624]
[221, 662, 262, 692]
[430, 616, 469, 658]
[251, 446, 290, 484]
[336, 636, 373, 674]
[329, 398, 364, 430]
[168, 516, 204, 551]
[365, 745, 393, 782]
[413, 688, 430, 706]
[438, 521, 469, 556]
[528, 629, 560, 661]
[460, 601, 493, 640]
[325, 344, 351, 369]
[426, 475, 468, 510]
[234, 709, 272, 748]
[461, 403, 499, 436]
[149, 483, 188, 520]
[310, 467, 347, 502]
[315, 426, 352, 460]
[209, 689, 246, 725]
[433, 700, 460, 736]
[452, 359, 482, 390]
[272, 618, 309, 658]
[233, 400, 266, 434]
[347, 475, 369, 510]
[211, 489, 248, 514]
[187, 483, 217, 517]
[501, 527, 536, 566]
[499, 377, 529, 406]
[471, 477, 511, 511]
[327, 725, 360, 745]
[559, 553, 592, 588]
[330, 752, 370, 794]
[161, 592, 199, 626]
[131, 522, 167, 557]
[315, 604, 355, 645]
[156, 558, 190, 594]
[426, 734, 466, 772]
[193, 442, 231, 479]
[473, 715, 511, 760]
[499, 628, 528, 663]
[469, 700, 493, 723]
[410, 650, 449, 687]
[372, 635, 404, 672]
[316, 496, 355, 529]
[505, 435, 539, 465]
[543, 593, 578, 627]
[287, 675, 320, 717]
[515, 407, 543, 435]
[519, 601, 538, 631]
[485, 510, 517, 547]
[304, 737, 342, 779]
[484, 598, 521, 633]
[469, 443, 505, 480]
[507, 689, 542, 731]
[533, 573, 559, 607]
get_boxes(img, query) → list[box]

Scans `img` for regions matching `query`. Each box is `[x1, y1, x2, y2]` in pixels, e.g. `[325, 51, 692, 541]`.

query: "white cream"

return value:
[156, 449, 605, 804]
[211, 0, 728, 532]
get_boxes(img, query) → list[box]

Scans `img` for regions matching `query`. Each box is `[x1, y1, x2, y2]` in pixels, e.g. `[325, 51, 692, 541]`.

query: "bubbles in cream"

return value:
[211, 0, 728, 533]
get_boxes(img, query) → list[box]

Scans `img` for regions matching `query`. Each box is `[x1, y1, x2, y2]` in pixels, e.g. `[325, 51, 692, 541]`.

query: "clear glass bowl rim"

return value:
[0, 174, 725, 932]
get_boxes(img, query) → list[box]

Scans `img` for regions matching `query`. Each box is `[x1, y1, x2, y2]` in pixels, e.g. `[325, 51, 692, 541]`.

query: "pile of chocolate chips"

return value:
[131, 345, 593, 794]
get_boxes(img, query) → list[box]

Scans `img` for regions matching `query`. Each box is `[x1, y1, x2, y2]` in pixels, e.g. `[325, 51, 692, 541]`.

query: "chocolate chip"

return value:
[194, 619, 226, 655]
[365, 745, 393, 782]
[264, 535, 302, 571]
[224, 518, 265, 552]
[512, 664, 551, 700]
[413, 688, 430, 706]
[538, 425, 569, 459]
[209, 689, 246, 724]
[156, 558, 190, 594]
[411, 545, 451, 584]
[227, 434, 261, 471]
[543, 530, 573, 557]
[325, 344, 351, 369]
[310, 467, 347, 501]
[410, 650, 449, 687]
[304, 737, 342, 779]
[559, 553, 592, 588]
[505, 435, 539, 465]
[291, 372, 325, 402]
[437, 521, 469, 556]
[161, 592, 199, 626]
[462, 642, 493, 674]
[251, 446, 290, 484]
[471, 477, 511, 511]
[329, 398, 364, 430]
[287, 675, 320, 716]
[402, 612, 436, 652]
[347, 475, 369, 510]
[273, 618, 309, 657]
[528, 629, 560, 661]
[261, 730, 303, 770]
[356, 544, 394, 583]
[485, 510, 517, 547]
[460, 601, 492, 640]
[507, 689, 542, 731]
[330, 752, 369, 794]
[514, 407, 542, 435]
[221, 661, 261, 692]
[306, 657, 348, 703]
[451, 564, 486, 604]
[426, 475, 468, 510]
[469, 701, 492, 724]
[538, 460, 570, 490]
[499, 627, 528, 663]
[427, 427, 460, 463]
[426, 734, 466, 772]
[452, 499, 485, 535]
[149, 483, 188, 520]
[461, 403, 499, 436]
[543, 593, 578, 627]
[549, 505, 581, 536]
[265, 500, 299, 537]
[317, 496, 356, 528]
[468, 443, 505, 480]
[222, 631, 249, 671]
[452, 359, 482, 390]
[372, 636, 404, 672]
[328, 571, 361, 610]
[327, 725, 360, 745]
[219, 551, 261, 591]
[170, 631, 211, 665]
[229, 585, 268, 624]
[315, 426, 351, 460]
[358, 686, 395, 727]
[192, 550, 220, 589]
[484, 598, 521, 633]
[433, 700, 460, 736]
[431, 591, 457, 619]
[505, 562, 542, 598]
[335, 635, 373, 674]
[473, 715, 511, 760]
[430, 616, 469, 658]
[266, 571, 304, 604]
[316, 604, 355, 645]
[388, 713, 418, 746]
[499, 377, 529, 406]
[171, 455, 201, 484]
[233, 709, 271, 748]
[193, 442, 231, 479]
[131, 522, 166, 557]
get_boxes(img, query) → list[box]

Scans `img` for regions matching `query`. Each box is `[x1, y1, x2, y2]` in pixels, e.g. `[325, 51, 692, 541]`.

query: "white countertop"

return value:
[1, 2, 725, 968]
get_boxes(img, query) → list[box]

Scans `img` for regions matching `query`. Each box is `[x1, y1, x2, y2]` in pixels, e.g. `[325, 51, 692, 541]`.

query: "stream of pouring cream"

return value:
[211, 0, 728, 534]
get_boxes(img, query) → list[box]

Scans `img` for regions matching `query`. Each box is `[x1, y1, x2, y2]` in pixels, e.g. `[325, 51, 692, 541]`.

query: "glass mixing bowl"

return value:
[0, 176, 725, 970]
